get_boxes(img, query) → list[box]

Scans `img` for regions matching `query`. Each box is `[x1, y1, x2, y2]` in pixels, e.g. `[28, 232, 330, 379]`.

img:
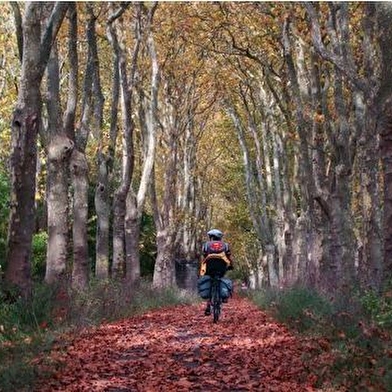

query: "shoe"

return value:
[204, 305, 211, 316]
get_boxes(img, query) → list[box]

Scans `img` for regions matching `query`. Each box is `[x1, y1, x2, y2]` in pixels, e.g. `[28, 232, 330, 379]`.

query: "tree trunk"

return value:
[6, 107, 39, 296]
[95, 153, 110, 279]
[5, 3, 68, 297]
[95, 19, 120, 279]
[125, 192, 141, 284]
[109, 4, 141, 278]
[44, 5, 77, 283]
[152, 128, 178, 288]
[70, 150, 89, 290]
[153, 229, 176, 288]
[265, 244, 278, 287]
[45, 134, 73, 283]
[124, 9, 159, 284]
[374, 4, 392, 286]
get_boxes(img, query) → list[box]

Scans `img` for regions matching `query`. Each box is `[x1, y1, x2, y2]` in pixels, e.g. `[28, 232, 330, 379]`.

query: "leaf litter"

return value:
[34, 296, 326, 391]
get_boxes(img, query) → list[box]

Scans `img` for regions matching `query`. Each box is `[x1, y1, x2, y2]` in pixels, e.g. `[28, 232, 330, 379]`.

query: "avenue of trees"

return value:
[1, 2, 392, 298]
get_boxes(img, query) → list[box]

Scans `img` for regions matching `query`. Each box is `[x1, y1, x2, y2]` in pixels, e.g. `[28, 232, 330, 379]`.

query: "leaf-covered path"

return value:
[36, 297, 318, 391]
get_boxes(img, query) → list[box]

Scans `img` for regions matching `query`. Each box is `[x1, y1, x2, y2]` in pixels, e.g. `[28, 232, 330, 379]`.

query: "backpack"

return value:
[206, 240, 226, 254]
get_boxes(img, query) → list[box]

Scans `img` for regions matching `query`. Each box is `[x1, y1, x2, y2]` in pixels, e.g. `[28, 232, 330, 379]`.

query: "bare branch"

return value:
[107, 2, 131, 24]
[39, 2, 70, 76]
[10, 2, 23, 62]
[303, 2, 368, 94]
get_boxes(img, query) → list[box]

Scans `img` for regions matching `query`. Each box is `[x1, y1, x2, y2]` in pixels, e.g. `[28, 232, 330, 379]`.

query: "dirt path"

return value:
[36, 297, 318, 391]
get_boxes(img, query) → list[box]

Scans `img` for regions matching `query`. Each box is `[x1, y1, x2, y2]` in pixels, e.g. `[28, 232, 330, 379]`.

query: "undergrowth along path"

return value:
[36, 296, 318, 391]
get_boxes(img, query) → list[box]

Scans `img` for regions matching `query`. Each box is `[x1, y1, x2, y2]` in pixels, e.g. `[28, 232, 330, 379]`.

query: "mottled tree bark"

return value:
[282, 19, 317, 287]
[95, 152, 110, 279]
[125, 5, 159, 284]
[45, 5, 77, 284]
[108, 4, 140, 278]
[375, 4, 392, 286]
[95, 21, 121, 277]
[5, 3, 68, 297]
[70, 3, 103, 289]
[70, 150, 89, 290]
[152, 129, 179, 288]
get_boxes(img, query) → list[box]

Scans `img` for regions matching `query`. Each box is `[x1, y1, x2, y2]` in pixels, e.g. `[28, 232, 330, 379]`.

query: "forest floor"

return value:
[33, 295, 330, 392]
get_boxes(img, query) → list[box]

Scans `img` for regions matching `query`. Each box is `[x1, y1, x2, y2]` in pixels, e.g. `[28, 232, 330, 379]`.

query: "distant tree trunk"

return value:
[5, 3, 68, 297]
[356, 6, 383, 290]
[226, 104, 263, 239]
[44, 47, 74, 284]
[282, 17, 318, 288]
[248, 249, 265, 290]
[272, 131, 286, 283]
[125, 192, 141, 283]
[45, 5, 77, 284]
[95, 151, 111, 279]
[70, 3, 103, 289]
[70, 150, 89, 289]
[327, 75, 356, 291]
[282, 19, 314, 216]
[179, 118, 198, 261]
[95, 17, 121, 277]
[375, 4, 392, 286]
[108, 4, 140, 278]
[265, 244, 278, 287]
[226, 98, 279, 287]
[125, 4, 158, 284]
[152, 126, 179, 288]
[81, 4, 108, 280]
[154, 228, 176, 287]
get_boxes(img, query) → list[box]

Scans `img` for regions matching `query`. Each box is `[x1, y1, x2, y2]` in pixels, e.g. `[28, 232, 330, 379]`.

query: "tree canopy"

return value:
[0, 2, 391, 296]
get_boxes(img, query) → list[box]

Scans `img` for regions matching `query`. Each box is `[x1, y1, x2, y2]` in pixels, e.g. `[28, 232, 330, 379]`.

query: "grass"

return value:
[0, 279, 199, 391]
[249, 285, 392, 391]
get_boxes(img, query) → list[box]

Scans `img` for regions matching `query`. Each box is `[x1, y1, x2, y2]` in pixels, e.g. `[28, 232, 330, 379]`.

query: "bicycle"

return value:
[198, 258, 232, 323]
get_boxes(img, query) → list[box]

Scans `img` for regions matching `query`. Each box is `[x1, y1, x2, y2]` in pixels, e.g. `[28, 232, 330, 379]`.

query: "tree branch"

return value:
[39, 2, 69, 77]
[303, 2, 368, 94]
[10, 2, 23, 62]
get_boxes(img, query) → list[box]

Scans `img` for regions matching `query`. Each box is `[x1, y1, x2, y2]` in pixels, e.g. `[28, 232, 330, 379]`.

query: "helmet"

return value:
[207, 229, 223, 239]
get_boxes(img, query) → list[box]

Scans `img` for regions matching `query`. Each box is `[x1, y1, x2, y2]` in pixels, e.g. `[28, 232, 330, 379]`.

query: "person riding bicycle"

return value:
[199, 229, 233, 315]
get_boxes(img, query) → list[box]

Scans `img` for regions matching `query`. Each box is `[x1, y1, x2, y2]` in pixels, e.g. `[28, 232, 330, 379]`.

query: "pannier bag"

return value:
[220, 278, 233, 299]
[197, 275, 211, 299]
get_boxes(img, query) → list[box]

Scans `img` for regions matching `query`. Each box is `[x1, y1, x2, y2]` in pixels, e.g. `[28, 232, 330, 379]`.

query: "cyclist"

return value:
[199, 229, 233, 315]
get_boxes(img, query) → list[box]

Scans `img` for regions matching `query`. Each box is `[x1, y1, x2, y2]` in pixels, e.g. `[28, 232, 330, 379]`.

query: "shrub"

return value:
[31, 231, 48, 280]
[361, 288, 392, 328]
[251, 285, 332, 332]
[66, 278, 198, 327]
[250, 286, 392, 391]
[0, 283, 55, 341]
[131, 279, 198, 313]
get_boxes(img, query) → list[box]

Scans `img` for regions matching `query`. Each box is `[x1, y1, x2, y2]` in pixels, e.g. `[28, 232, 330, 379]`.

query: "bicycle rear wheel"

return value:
[213, 300, 220, 323]
[212, 280, 221, 323]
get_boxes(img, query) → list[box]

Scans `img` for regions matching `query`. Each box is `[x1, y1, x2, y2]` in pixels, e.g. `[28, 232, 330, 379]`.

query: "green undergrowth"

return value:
[67, 278, 199, 327]
[249, 285, 392, 391]
[0, 279, 198, 392]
